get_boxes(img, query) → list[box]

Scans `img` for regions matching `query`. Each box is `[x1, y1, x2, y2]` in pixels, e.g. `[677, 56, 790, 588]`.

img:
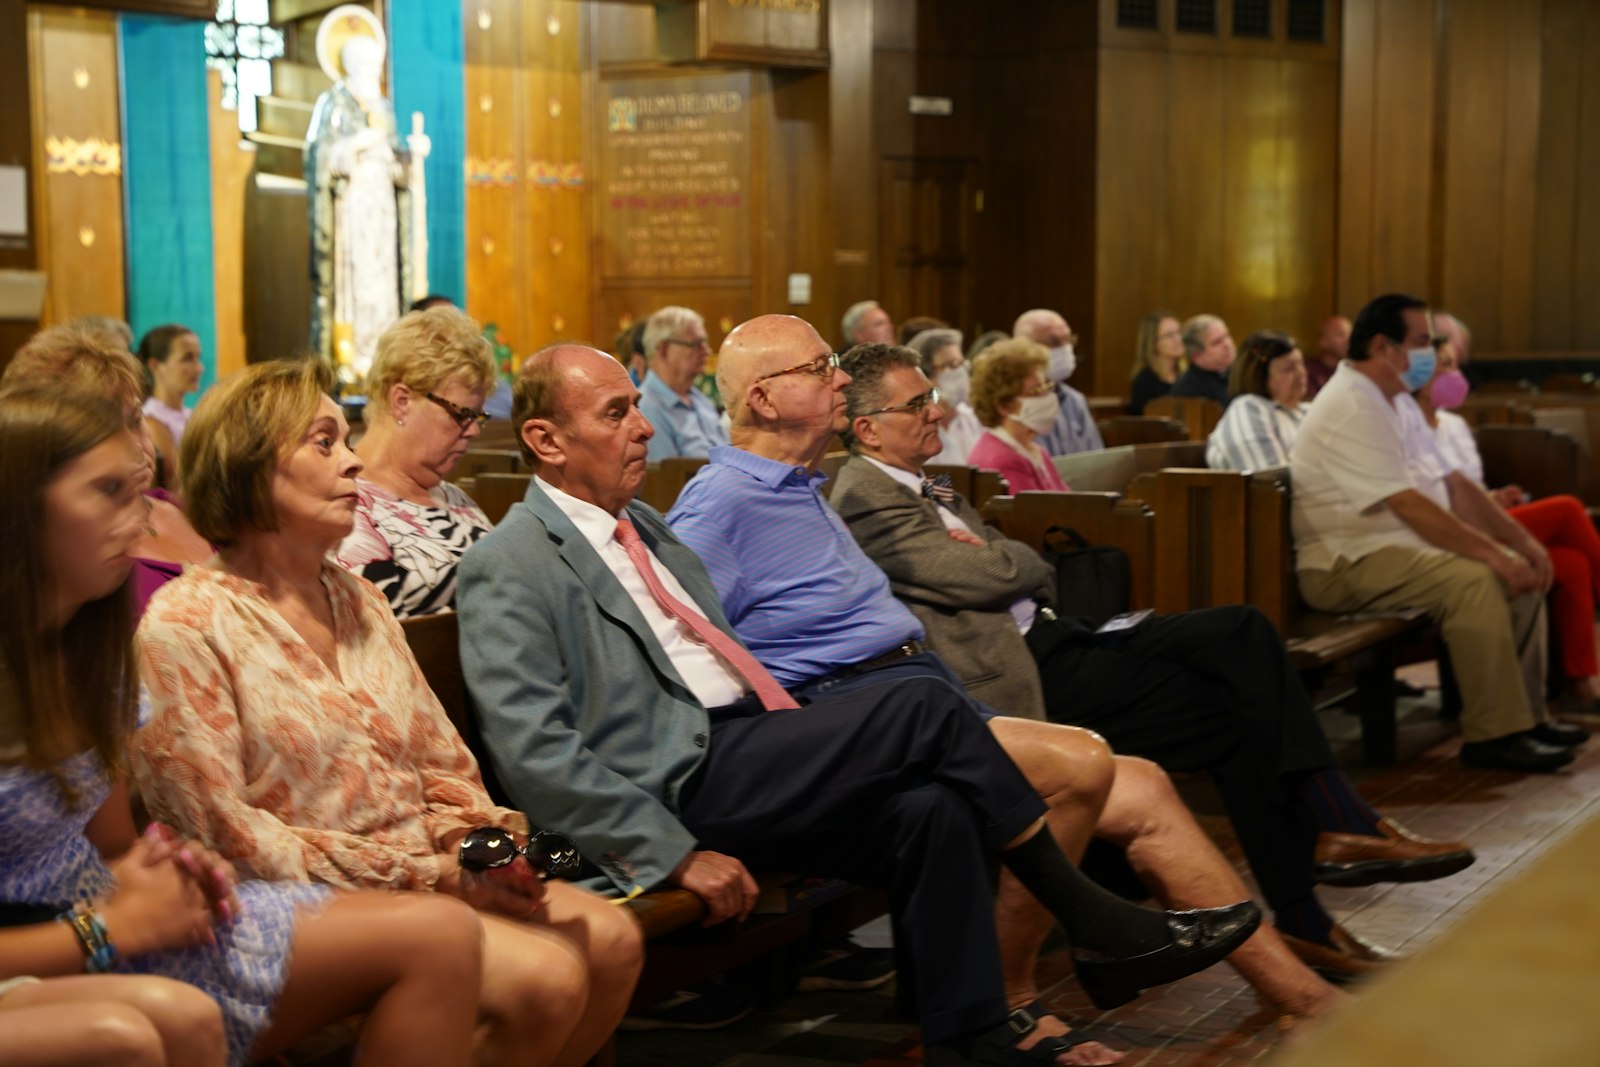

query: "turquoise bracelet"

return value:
[59, 904, 119, 973]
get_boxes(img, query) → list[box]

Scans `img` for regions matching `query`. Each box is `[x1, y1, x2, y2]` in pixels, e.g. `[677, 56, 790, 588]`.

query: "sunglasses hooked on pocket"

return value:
[458, 827, 582, 879]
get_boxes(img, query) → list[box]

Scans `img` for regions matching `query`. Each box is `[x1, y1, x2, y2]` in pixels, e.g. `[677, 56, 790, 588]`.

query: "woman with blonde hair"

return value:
[1127, 311, 1184, 415]
[136, 359, 643, 1067]
[335, 306, 496, 617]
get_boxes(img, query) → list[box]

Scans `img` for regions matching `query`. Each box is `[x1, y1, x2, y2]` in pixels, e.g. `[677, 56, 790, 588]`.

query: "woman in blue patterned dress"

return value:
[0, 383, 484, 1066]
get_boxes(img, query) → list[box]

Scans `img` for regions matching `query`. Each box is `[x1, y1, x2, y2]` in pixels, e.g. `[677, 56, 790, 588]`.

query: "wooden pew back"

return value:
[1098, 415, 1189, 448]
[981, 491, 1157, 611]
[637, 457, 710, 513]
[1475, 425, 1585, 503]
[924, 464, 1010, 511]
[1144, 395, 1224, 440]
[452, 448, 522, 483]
[1148, 469, 1248, 615]
[1053, 441, 1206, 494]
[474, 472, 533, 525]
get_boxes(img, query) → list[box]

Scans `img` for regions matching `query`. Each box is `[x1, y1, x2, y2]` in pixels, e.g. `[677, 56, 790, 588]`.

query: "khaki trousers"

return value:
[1298, 546, 1547, 742]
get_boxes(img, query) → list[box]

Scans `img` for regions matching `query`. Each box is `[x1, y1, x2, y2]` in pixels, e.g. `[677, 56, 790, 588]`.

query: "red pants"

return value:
[1510, 495, 1600, 680]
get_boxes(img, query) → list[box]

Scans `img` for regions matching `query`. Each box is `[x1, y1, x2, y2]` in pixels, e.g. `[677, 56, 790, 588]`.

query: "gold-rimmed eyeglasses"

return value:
[754, 352, 841, 383]
[425, 392, 490, 431]
[861, 386, 943, 418]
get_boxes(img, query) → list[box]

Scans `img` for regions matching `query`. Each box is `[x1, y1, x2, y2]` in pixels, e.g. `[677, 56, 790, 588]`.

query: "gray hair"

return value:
[1012, 308, 1059, 342]
[906, 328, 964, 376]
[641, 305, 704, 364]
[841, 300, 881, 343]
[838, 342, 923, 451]
[1181, 314, 1225, 359]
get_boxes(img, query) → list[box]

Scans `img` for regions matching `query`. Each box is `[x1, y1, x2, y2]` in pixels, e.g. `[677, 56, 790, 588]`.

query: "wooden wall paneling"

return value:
[1438, 0, 1509, 346]
[1575, 1, 1600, 349]
[1220, 54, 1286, 337]
[1094, 47, 1169, 388]
[1531, 0, 1584, 349]
[1362, 0, 1436, 299]
[1, 0, 37, 366]
[207, 67, 250, 376]
[522, 0, 589, 350]
[593, 2, 656, 69]
[762, 69, 834, 325]
[828, 0, 875, 341]
[595, 282, 750, 356]
[1277, 51, 1340, 345]
[27, 6, 125, 328]
[1495, 0, 1542, 353]
[1163, 51, 1228, 325]
[1336, 0, 1377, 310]
[464, 0, 529, 354]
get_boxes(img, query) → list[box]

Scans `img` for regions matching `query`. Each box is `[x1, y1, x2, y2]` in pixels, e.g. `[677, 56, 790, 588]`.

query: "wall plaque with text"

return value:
[599, 73, 752, 280]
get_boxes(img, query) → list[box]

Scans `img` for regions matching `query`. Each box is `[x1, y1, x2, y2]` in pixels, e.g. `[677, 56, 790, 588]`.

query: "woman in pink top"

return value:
[967, 338, 1072, 492]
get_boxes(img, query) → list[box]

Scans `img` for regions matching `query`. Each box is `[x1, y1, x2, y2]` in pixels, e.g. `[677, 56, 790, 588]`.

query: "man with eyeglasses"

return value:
[637, 305, 729, 460]
[827, 342, 1476, 989]
[1170, 314, 1238, 408]
[1293, 293, 1578, 772]
[459, 333, 1258, 1067]
[1012, 309, 1104, 457]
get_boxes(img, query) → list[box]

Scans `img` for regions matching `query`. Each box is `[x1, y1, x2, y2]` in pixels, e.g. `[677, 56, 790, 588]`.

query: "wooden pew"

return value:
[397, 612, 887, 1010]
[1146, 469, 1247, 616]
[474, 472, 533, 525]
[1053, 441, 1206, 494]
[924, 464, 1009, 511]
[1475, 425, 1584, 503]
[1097, 415, 1188, 448]
[1144, 395, 1223, 441]
[1243, 468, 1426, 765]
[452, 448, 521, 483]
[637, 457, 710, 513]
[1456, 398, 1535, 428]
[981, 491, 1157, 612]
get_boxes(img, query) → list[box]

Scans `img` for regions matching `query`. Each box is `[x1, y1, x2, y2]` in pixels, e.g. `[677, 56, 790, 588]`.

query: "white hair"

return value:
[1012, 308, 1061, 342]
[841, 300, 881, 343]
[641, 305, 705, 364]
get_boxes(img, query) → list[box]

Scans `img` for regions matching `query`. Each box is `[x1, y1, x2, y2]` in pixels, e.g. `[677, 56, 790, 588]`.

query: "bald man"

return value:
[460, 340, 1257, 1066]
[1012, 309, 1105, 456]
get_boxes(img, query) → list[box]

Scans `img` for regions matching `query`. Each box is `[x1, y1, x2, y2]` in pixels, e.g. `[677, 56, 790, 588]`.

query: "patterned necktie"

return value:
[613, 517, 799, 711]
[920, 473, 955, 508]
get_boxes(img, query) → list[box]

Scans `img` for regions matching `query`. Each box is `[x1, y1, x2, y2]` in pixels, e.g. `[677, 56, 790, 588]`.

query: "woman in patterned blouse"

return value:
[135, 359, 643, 1067]
[336, 307, 498, 618]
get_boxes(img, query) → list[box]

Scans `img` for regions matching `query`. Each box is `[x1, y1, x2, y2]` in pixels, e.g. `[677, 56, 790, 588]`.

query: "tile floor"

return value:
[617, 668, 1600, 1066]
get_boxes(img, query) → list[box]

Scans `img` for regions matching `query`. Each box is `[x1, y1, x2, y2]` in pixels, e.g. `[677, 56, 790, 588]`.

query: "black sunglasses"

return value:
[458, 827, 582, 878]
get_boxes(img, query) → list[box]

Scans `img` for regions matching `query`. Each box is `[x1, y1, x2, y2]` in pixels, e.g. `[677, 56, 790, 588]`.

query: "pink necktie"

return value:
[614, 517, 800, 711]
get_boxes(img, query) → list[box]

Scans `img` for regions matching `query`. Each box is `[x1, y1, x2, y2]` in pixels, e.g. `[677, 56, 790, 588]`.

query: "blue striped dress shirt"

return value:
[666, 445, 925, 687]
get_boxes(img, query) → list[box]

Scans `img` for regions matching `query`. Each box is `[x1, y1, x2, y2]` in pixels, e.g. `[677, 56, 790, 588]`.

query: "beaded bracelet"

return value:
[58, 903, 119, 973]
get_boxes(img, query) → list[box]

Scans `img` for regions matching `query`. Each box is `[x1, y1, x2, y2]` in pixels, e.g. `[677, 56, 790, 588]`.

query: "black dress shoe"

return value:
[1071, 900, 1262, 1010]
[1529, 722, 1588, 748]
[1459, 733, 1575, 772]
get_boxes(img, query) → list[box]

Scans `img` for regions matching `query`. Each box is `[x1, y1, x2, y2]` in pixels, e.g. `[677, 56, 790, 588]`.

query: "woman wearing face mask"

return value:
[904, 328, 984, 465]
[1206, 332, 1309, 471]
[966, 339, 1071, 492]
[1128, 312, 1185, 415]
[1415, 340, 1600, 709]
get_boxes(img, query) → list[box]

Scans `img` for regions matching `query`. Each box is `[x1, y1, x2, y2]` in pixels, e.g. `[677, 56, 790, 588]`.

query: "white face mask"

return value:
[1014, 392, 1061, 435]
[1046, 344, 1077, 383]
[935, 367, 970, 408]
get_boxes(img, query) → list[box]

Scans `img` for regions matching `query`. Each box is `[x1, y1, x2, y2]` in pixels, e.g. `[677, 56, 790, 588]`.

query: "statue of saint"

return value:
[304, 6, 430, 390]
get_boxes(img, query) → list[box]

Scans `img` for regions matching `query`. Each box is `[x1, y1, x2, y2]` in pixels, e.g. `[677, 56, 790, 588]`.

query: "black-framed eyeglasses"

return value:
[458, 827, 582, 879]
[666, 336, 711, 352]
[425, 392, 490, 431]
[755, 352, 841, 383]
[861, 386, 943, 418]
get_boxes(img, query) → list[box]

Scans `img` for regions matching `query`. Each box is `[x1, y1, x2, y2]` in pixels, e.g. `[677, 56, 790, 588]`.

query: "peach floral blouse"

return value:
[132, 563, 523, 891]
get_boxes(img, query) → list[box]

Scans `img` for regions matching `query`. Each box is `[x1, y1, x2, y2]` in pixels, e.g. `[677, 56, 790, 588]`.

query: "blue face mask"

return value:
[1400, 345, 1437, 393]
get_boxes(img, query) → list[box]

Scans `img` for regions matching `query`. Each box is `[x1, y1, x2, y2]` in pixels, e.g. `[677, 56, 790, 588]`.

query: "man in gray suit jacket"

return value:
[457, 343, 1259, 1067]
[831, 342, 1476, 989]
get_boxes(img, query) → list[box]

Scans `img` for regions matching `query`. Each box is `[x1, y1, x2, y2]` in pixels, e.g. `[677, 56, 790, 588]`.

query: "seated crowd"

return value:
[0, 286, 1589, 1067]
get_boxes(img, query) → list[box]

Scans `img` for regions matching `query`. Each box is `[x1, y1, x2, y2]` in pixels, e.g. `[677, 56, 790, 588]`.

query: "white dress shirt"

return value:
[1289, 362, 1454, 573]
[537, 476, 747, 708]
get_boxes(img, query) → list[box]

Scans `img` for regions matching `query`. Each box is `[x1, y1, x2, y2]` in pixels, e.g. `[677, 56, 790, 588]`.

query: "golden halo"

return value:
[315, 5, 386, 83]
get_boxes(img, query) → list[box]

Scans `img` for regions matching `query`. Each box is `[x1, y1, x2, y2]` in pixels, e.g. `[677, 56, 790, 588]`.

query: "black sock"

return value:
[1274, 895, 1336, 946]
[1298, 768, 1384, 837]
[1001, 825, 1171, 956]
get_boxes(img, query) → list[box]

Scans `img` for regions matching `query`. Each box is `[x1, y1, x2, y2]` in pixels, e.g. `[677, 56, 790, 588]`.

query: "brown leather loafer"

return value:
[1313, 817, 1476, 887]
[1280, 923, 1402, 984]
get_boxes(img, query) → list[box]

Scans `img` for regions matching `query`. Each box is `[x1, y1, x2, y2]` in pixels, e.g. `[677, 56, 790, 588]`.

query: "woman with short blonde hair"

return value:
[966, 339, 1070, 492]
[336, 306, 499, 617]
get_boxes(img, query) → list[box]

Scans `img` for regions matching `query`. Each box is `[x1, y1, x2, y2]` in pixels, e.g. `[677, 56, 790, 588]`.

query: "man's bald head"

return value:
[1014, 309, 1070, 346]
[717, 314, 831, 425]
[512, 343, 625, 465]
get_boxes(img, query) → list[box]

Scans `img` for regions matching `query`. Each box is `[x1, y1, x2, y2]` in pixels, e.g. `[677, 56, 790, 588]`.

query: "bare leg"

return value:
[526, 881, 645, 1067]
[473, 911, 592, 1067]
[250, 891, 482, 1066]
[987, 717, 1123, 1065]
[0, 975, 225, 1067]
[1095, 756, 1344, 1018]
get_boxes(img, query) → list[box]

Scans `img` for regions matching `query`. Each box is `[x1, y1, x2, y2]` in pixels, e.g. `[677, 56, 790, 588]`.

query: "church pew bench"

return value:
[637, 456, 711, 513]
[1474, 424, 1585, 505]
[451, 447, 522, 483]
[397, 612, 888, 1014]
[1455, 398, 1536, 428]
[1242, 468, 1427, 766]
[1096, 415, 1189, 448]
[1052, 441, 1206, 494]
[1144, 395, 1224, 441]
[473, 471, 533, 525]
[980, 491, 1157, 612]
[923, 464, 1009, 511]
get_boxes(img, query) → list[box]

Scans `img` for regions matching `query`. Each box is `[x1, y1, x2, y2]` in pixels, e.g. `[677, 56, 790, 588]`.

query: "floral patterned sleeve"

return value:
[133, 587, 445, 891]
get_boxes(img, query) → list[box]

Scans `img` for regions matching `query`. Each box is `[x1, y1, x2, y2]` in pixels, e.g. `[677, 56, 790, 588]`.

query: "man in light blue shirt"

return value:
[1013, 308, 1104, 457]
[637, 305, 728, 460]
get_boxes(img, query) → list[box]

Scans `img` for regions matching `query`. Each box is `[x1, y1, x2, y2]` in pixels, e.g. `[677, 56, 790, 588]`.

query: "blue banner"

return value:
[390, 0, 466, 308]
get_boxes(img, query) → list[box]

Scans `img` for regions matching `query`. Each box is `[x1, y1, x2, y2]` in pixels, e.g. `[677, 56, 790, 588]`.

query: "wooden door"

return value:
[877, 156, 977, 334]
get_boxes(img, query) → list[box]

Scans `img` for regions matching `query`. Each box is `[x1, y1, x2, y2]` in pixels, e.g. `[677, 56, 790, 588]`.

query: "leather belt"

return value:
[842, 640, 926, 676]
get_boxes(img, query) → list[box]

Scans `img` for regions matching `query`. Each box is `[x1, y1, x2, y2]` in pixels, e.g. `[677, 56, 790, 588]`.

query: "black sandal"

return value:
[973, 1002, 1121, 1066]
